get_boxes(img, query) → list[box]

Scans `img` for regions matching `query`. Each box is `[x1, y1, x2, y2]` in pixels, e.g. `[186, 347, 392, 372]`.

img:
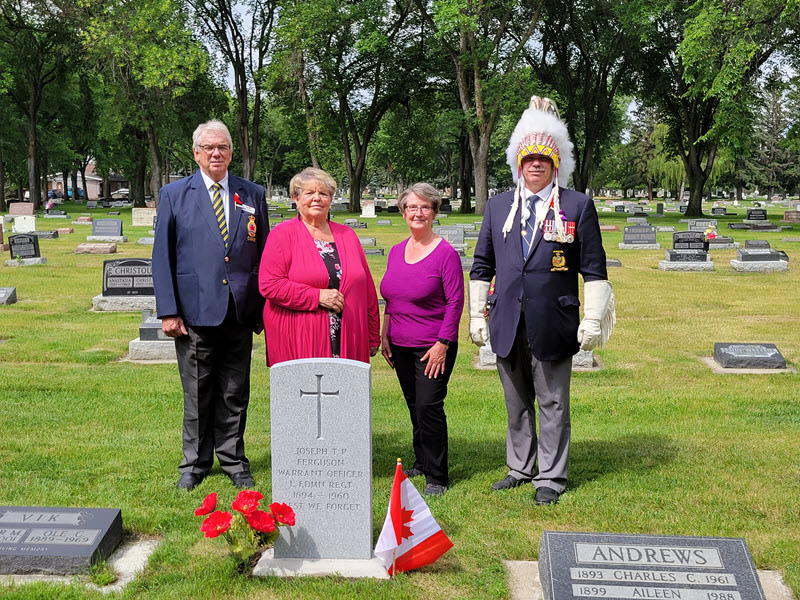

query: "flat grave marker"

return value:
[539, 531, 767, 600]
[74, 242, 116, 254]
[0, 506, 122, 575]
[713, 343, 786, 369]
[0, 287, 17, 305]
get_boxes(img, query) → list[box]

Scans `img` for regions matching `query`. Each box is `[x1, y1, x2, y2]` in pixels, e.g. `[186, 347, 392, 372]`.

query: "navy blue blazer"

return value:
[470, 188, 607, 361]
[152, 170, 270, 328]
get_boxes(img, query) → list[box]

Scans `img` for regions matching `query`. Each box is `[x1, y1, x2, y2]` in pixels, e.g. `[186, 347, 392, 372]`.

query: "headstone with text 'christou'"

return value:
[270, 358, 372, 560]
[0, 506, 122, 575]
[539, 531, 767, 600]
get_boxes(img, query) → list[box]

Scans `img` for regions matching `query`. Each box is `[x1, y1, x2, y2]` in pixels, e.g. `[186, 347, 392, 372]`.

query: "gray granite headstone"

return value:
[102, 258, 154, 296]
[363, 248, 385, 256]
[736, 248, 783, 262]
[666, 249, 709, 262]
[728, 223, 748, 230]
[626, 217, 648, 224]
[711, 207, 727, 216]
[606, 259, 622, 267]
[433, 226, 465, 245]
[688, 219, 717, 232]
[0, 287, 17, 305]
[673, 231, 707, 251]
[270, 358, 373, 560]
[92, 219, 123, 237]
[622, 225, 656, 244]
[744, 239, 769, 249]
[713, 343, 786, 368]
[358, 237, 376, 247]
[746, 208, 767, 221]
[376, 219, 392, 226]
[138, 309, 169, 341]
[539, 531, 766, 600]
[85, 201, 98, 209]
[31, 230, 58, 239]
[0, 506, 122, 575]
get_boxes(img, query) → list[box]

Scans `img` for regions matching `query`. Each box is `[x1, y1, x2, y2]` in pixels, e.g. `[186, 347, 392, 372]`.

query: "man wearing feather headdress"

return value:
[469, 97, 615, 504]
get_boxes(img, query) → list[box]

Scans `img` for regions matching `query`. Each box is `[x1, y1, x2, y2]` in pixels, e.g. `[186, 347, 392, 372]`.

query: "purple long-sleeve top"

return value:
[380, 238, 465, 347]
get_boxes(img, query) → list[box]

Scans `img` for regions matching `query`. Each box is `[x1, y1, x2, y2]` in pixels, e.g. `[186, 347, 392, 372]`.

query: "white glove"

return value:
[577, 280, 615, 351]
[468, 280, 491, 347]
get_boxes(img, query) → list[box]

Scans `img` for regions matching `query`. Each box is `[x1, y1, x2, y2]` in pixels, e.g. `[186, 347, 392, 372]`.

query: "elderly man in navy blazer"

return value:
[469, 97, 615, 505]
[153, 120, 269, 491]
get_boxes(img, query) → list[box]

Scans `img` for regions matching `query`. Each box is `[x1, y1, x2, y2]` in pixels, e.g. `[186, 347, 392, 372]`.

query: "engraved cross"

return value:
[300, 374, 340, 440]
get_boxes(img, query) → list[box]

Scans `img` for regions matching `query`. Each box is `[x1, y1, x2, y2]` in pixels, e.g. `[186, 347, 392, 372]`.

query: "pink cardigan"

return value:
[258, 218, 380, 366]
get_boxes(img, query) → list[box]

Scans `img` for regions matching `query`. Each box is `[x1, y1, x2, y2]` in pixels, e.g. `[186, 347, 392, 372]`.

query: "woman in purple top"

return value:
[380, 183, 465, 496]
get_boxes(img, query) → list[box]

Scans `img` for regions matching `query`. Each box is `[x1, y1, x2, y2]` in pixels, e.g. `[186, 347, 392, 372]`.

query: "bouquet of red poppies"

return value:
[195, 490, 295, 565]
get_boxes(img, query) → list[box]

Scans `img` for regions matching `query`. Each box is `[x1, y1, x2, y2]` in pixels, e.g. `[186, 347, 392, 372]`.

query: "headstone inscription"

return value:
[0, 287, 17, 305]
[138, 309, 168, 341]
[614, 205, 626, 213]
[270, 358, 373, 560]
[736, 248, 782, 261]
[620, 225, 659, 249]
[673, 231, 708, 251]
[746, 208, 767, 221]
[92, 219, 123, 236]
[8, 203, 35, 217]
[102, 258, 154, 296]
[131, 207, 157, 227]
[711, 207, 727, 216]
[0, 506, 122, 575]
[539, 531, 767, 600]
[713, 343, 786, 369]
[659, 231, 713, 270]
[687, 219, 717, 232]
[8, 234, 40, 260]
[433, 226, 468, 255]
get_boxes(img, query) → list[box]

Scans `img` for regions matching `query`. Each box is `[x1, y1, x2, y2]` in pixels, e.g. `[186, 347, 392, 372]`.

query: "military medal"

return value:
[247, 215, 257, 242]
[551, 249, 568, 271]
[542, 219, 576, 243]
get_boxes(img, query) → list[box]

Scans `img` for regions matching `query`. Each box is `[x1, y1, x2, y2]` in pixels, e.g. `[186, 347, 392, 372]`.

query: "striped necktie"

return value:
[522, 195, 538, 257]
[211, 182, 228, 248]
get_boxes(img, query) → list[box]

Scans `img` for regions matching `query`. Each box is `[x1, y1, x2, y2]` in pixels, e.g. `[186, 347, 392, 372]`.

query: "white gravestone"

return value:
[11, 216, 36, 234]
[271, 358, 373, 560]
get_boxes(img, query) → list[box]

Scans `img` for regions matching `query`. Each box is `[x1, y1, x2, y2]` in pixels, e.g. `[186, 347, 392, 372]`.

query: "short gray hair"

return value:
[397, 182, 441, 214]
[290, 167, 337, 198]
[193, 120, 233, 150]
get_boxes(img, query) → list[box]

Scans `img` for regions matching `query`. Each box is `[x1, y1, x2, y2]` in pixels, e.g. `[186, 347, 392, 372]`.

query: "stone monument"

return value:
[92, 258, 156, 311]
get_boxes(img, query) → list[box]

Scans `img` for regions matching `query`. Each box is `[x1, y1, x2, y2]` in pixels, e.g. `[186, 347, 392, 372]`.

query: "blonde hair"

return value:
[290, 168, 337, 198]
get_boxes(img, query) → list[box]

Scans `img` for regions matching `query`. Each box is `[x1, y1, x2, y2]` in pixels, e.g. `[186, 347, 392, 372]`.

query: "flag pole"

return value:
[392, 457, 401, 577]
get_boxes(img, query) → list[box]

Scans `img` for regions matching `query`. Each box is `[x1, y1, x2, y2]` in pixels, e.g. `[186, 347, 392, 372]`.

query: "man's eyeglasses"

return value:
[197, 144, 231, 154]
[405, 205, 432, 214]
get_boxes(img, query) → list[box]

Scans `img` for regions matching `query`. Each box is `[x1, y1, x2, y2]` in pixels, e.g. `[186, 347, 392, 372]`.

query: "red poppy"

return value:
[200, 511, 232, 538]
[231, 489, 264, 515]
[234, 193, 242, 205]
[194, 493, 217, 516]
[269, 502, 296, 526]
[245, 510, 276, 533]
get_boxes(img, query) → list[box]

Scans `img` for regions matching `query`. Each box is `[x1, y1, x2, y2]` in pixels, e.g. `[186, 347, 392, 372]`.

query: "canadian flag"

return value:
[374, 459, 453, 575]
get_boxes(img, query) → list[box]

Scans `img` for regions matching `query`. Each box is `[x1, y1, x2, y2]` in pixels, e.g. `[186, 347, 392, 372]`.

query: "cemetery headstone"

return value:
[656, 203, 664, 216]
[85, 200, 98, 209]
[744, 239, 769, 249]
[387, 206, 400, 213]
[440, 203, 453, 213]
[619, 225, 660, 249]
[8, 202, 35, 217]
[460, 256, 474, 271]
[6, 234, 46, 266]
[614, 205, 625, 213]
[433, 226, 468, 255]
[269, 213, 283, 219]
[539, 531, 767, 600]
[713, 343, 786, 369]
[102, 258, 154, 296]
[360, 201, 376, 219]
[269, 358, 373, 560]
[363, 248, 385, 256]
[128, 310, 176, 361]
[376, 219, 392, 226]
[131, 207, 157, 227]
[626, 217, 648, 224]
[659, 231, 713, 271]
[782, 210, 800, 223]
[74, 243, 117, 255]
[0, 505, 122, 575]
[88, 219, 126, 242]
[677, 203, 687, 213]
[746, 208, 767, 221]
[11, 215, 36, 234]
[728, 223, 748, 230]
[0, 287, 17, 305]
[730, 247, 788, 272]
[358, 237, 376, 247]
[606, 259, 622, 268]
[107, 211, 121, 216]
[687, 219, 717, 232]
[711, 207, 727, 216]
[0, 228, 6, 252]
[599, 225, 619, 232]
[31, 230, 58, 239]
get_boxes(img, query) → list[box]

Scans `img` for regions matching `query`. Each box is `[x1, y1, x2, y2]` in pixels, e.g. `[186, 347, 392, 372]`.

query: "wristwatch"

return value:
[437, 338, 451, 347]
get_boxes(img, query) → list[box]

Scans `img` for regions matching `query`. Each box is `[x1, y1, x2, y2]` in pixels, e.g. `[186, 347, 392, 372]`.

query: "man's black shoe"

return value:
[535, 486, 560, 505]
[491, 474, 529, 491]
[424, 483, 447, 496]
[176, 472, 206, 491]
[230, 471, 256, 488]
[403, 467, 424, 478]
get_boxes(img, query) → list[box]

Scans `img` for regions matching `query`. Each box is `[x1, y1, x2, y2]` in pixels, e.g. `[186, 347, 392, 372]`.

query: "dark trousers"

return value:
[175, 298, 253, 476]
[391, 343, 458, 486]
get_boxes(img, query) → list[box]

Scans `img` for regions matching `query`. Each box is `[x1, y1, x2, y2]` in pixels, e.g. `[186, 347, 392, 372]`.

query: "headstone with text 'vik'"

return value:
[256, 358, 387, 579]
[0, 506, 122, 575]
[539, 531, 767, 600]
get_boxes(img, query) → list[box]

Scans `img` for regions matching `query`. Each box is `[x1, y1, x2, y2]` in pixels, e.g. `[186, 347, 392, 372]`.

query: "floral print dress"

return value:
[315, 239, 342, 358]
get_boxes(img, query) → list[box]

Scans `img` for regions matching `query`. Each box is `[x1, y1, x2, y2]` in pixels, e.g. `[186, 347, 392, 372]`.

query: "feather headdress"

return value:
[501, 96, 575, 240]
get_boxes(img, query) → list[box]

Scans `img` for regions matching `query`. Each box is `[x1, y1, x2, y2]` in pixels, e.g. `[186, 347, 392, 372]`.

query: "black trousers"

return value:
[391, 343, 458, 486]
[175, 298, 253, 476]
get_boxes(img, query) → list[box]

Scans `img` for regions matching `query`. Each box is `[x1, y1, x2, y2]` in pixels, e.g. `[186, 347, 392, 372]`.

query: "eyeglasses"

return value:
[197, 144, 231, 154]
[405, 205, 433, 214]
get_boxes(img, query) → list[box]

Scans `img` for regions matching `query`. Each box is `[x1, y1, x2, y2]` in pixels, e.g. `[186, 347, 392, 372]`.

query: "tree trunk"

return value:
[62, 171, 69, 199]
[71, 170, 79, 204]
[79, 167, 88, 204]
[736, 185, 743, 202]
[133, 135, 147, 206]
[471, 133, 490, 214]
[647, 181, 654, 203]
[145, 123, 162, 207]
[0, 147, 5, 212]
[27, 100, 41, 209]
[458, 133, 473, 212]
[295, 50, 319, 169]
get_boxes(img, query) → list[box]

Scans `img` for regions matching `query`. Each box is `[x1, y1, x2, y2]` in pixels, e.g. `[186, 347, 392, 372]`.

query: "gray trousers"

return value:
[495, 319, 572, 493]
[174, 298, 253, 476]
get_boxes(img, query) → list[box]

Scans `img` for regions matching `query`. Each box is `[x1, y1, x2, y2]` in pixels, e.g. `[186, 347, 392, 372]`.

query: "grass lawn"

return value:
[0, 201, 798, 599]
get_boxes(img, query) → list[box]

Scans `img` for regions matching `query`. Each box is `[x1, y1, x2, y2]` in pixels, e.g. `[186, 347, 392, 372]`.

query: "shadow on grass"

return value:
[569, 434, 678, 491]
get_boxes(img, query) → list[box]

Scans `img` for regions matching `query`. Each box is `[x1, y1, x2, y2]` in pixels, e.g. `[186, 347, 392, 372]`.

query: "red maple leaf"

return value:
[400, 505, 415, 540]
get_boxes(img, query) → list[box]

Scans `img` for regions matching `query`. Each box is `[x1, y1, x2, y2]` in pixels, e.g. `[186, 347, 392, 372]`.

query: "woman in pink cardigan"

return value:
[258, 168, 380, 366]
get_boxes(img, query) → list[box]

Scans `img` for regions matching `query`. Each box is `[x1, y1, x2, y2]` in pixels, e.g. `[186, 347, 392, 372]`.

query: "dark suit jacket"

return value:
[470, 188, 607, 361]
[152, 170, 270, 328]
